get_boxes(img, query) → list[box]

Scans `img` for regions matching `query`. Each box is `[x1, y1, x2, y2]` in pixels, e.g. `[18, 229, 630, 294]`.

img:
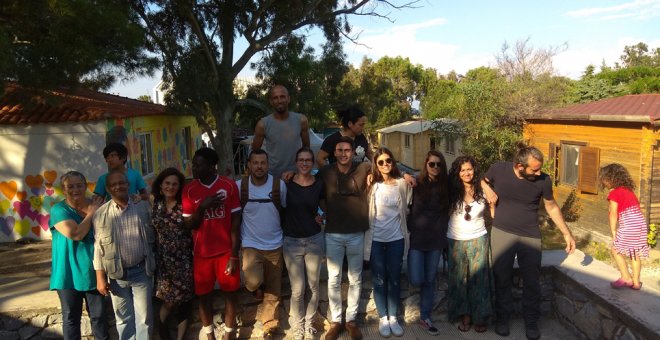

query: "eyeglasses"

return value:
[464, 203, 472, 221]
[428, 161, 442, 168]
[297, 159, 313, 164]
[377, 158, 393, 166]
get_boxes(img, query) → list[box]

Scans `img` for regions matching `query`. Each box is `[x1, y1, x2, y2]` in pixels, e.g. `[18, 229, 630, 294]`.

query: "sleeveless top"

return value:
[262, 112, 302, 179]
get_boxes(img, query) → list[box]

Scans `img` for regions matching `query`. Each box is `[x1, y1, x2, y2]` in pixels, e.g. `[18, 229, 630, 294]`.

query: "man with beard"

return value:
[252, 85, 310, 180]
[482, 144, 575, 340]
[237, 149, 287, 340]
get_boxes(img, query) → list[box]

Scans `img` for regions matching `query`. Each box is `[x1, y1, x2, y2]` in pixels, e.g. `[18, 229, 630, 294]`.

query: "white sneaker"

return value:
[379, 316, 391, 338]
[292, 327, 304, 340]
[389, 316, 404, 337]
[303, 326, 317, 340]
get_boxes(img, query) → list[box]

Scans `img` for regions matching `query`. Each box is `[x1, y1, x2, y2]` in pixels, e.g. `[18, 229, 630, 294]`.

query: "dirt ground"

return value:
[0, 240, 51, 279]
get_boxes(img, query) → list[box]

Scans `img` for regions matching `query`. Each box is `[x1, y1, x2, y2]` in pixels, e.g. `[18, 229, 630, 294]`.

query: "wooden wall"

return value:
[524, 120, 658, 236]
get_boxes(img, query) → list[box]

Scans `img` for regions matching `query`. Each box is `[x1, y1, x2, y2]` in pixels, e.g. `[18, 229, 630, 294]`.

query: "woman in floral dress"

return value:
[152, 168, 194, 340]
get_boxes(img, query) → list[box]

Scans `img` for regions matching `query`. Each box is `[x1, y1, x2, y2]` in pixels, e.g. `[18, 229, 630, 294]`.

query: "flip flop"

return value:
[610, 278, 633, 289]
[631, 282, 643, 290]
[474, 325, 487, 333]
[457, 322, 471, 332]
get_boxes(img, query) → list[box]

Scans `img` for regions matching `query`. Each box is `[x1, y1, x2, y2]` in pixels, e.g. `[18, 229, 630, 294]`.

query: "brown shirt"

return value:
[318, 162, 370, 234]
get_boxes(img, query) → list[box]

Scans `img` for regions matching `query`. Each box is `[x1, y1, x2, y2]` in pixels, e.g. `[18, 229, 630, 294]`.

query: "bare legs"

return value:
[610, 248, 642, 287]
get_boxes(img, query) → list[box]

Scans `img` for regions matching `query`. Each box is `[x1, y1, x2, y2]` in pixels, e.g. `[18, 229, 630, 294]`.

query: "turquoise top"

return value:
[49, 201, 96, 291]
[93, 167, 146, 200]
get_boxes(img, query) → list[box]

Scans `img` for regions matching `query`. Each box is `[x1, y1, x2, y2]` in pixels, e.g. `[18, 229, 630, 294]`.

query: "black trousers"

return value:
[491, 227, 542, 326]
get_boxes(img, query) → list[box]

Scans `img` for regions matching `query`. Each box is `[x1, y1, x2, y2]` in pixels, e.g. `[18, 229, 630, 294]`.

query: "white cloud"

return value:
[565, 0, 660, 20]
[344, 17, 490, 76]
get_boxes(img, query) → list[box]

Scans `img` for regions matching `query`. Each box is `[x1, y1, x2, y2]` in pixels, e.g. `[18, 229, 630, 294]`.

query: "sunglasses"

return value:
[377, 158, 393, 166]
[428, 161, 442, 168]
[464, 203, 472, 221]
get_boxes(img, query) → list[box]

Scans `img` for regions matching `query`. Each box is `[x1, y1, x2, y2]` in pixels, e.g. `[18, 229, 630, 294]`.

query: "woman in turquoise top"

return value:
[49, 171, 108, 340]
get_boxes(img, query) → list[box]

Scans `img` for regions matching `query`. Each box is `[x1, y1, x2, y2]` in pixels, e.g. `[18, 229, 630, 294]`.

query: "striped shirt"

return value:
[93, 200, 145, 270]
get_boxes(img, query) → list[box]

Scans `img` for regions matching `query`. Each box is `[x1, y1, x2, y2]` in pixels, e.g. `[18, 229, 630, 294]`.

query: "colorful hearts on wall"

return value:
[43, 170, 58, 185]
[14, 218, 31, 236]
[0, 216, 14, 236]
[41, 196, 58, 213]
[13, 200, 38, 220]
[0, 200, 11, 215]
[31, 226, 40, 236]
[29, 196, 42, 210]
[0, 181, 18, 200]
[37, 214, 49, 231]
[16, 191, 27, 201]
[25, 175, 44, 189]
[87, 182, 96, 193]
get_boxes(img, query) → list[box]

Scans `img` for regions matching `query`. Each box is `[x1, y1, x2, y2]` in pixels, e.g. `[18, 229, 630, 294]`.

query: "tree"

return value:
[494, 37, 566, 81]
[0, 0, 157, 90]
[137, 94, 153, 102]
[619, 42, 660, 68]
[130, 0, 417, 175]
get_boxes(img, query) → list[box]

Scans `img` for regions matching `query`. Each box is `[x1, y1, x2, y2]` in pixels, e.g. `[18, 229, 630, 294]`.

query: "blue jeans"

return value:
[407, 249, 441, 320]
[370, 239, 405, 318]
[109, 264, 154, 340]
[57, 289, 109, 340]
[283, 232, 324, 330]
[325, 232, 364, 323]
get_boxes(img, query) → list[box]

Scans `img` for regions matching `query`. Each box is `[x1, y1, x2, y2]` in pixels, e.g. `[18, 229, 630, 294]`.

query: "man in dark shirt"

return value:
[482, 145, 575, 340]
[317, 136, 370, 340]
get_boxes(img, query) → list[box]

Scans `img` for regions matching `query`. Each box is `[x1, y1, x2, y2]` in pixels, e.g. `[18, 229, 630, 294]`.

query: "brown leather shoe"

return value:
[345, 321, 363, 340]
[324, 322, 343, 340]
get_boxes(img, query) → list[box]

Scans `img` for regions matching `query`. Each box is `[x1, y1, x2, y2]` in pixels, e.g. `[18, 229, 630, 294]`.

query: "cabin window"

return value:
[138, 133, 154, 176]
[445, 135, 456, 155]
[404, 134, 411, 148]
[558, 141, 600, 193]
[560, 143, 581, 186]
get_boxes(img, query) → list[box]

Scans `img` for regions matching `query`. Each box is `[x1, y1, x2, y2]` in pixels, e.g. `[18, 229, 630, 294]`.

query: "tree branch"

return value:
[179, 0, 219, 86]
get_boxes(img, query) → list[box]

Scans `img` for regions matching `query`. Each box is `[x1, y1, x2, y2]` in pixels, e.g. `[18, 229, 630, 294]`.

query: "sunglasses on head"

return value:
[464, 203, 472, 221]
[427, 161, 442, 168]
[377, 158, 393, 166]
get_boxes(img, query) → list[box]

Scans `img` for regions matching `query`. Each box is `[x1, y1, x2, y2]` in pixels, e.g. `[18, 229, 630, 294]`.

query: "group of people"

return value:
[48, 84, 650, 340]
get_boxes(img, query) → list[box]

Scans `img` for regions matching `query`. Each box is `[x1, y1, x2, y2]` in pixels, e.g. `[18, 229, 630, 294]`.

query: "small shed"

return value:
[0, 83, 203, 241]
[377, 119, 462, 171]
[524, 94, 660, 237]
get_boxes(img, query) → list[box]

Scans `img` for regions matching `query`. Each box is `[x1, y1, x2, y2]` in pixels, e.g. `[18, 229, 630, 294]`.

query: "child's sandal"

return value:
[610, 278, 633, 289]
[631, 282, 643, 290]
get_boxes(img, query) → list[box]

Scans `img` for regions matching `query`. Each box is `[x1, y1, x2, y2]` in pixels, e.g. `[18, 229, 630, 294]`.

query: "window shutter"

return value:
[549, 143, 559, 185]
[578, 146, 600, 194]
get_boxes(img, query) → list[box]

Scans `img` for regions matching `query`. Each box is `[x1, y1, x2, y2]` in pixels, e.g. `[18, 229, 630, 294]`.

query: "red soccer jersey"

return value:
[182, 176, 241, 257]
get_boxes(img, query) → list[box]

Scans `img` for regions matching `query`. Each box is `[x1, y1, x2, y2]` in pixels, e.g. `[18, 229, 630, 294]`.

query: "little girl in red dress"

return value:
[599, 164, 649, 290]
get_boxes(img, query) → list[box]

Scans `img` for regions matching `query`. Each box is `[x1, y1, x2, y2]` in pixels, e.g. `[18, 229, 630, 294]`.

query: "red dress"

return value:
[608, 187, 649, 258]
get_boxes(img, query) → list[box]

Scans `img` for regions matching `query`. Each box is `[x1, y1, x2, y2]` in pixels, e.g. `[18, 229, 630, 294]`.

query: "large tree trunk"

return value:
[213, 102, 235, 177]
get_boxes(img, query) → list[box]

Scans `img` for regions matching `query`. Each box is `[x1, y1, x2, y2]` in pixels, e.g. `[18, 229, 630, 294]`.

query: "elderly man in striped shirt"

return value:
[93, 170, 157, 340]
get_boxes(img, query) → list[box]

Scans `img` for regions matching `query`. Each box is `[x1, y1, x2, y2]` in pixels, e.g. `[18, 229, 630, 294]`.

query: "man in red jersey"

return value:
[182, 148, 241, 340]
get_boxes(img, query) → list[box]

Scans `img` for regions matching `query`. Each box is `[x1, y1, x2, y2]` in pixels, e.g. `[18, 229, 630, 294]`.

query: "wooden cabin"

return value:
[524, 94, 660, 238]
[376, 119, 462, 171]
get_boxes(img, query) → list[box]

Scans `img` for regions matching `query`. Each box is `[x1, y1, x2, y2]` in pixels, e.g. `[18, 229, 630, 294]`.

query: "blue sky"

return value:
[110, 0, 659, 99]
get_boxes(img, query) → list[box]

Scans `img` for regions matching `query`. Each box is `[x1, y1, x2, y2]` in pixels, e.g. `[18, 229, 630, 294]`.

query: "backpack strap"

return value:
[271, 176, 281, 212]
[240, 175, 249, 209]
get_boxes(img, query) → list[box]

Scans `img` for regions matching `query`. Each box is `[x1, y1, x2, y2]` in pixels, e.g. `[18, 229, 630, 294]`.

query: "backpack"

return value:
[240, 175, 282, 213]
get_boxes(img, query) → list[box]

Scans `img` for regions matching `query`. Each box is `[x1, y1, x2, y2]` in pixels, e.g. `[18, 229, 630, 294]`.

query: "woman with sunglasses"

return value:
[406, 150, 449, 336]
[447, 156, 493, 333]
[364, 147, 412, 337]
[282, 147, 325, 340]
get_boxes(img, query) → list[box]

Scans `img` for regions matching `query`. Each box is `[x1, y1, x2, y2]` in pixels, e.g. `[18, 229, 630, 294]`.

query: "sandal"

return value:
[631, 282, 643, 290]
[474, 325, 487, 333]
[457, 321, 471, 332]
[610, 278, 633, 289]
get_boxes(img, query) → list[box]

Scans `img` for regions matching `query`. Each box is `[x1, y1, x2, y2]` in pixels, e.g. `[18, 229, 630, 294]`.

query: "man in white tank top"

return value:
[252, 85, 310, 180]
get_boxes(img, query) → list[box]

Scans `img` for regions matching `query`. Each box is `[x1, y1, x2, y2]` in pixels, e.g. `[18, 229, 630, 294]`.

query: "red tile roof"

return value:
[532, 94, 660, 123]
[0, 83, 171, 125]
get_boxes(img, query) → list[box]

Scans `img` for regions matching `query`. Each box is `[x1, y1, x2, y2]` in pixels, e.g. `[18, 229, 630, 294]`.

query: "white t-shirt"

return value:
[237, 175, 287, 250]
[447, 199, 488, 240]
[373, 183, 404, 242]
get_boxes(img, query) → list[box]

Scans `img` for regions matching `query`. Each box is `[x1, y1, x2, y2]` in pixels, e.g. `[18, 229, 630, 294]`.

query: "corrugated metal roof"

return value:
[377, 118, 456, 134]
[0, 83, 171, 125]
[533, 94, 660, 123]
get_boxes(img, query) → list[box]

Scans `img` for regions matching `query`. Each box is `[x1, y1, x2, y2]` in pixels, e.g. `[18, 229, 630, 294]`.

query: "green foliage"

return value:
[136, 95, 153, 103]
[586, 241, 612, 261]
[0, 0, 157, 90]
[619, 42, 660, 68]
[560, 189, 582, 222]
[649, 223, 658, 248]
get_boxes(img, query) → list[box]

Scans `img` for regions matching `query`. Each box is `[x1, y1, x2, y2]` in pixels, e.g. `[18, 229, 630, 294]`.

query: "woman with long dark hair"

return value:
[316, 104, 372, 167]
[151, 168, 194, 340]
[407, 150, 449, 336]
[364, 147, 412, 337]
[447, 156, 493, 333]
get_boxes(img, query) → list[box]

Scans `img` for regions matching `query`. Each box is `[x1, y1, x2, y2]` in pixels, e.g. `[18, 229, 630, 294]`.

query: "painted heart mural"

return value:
[43, 170, 58, 185]
[0, 181, 18, 200]
[14, 218, 32, 237]
[0, 216, 14, 236]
